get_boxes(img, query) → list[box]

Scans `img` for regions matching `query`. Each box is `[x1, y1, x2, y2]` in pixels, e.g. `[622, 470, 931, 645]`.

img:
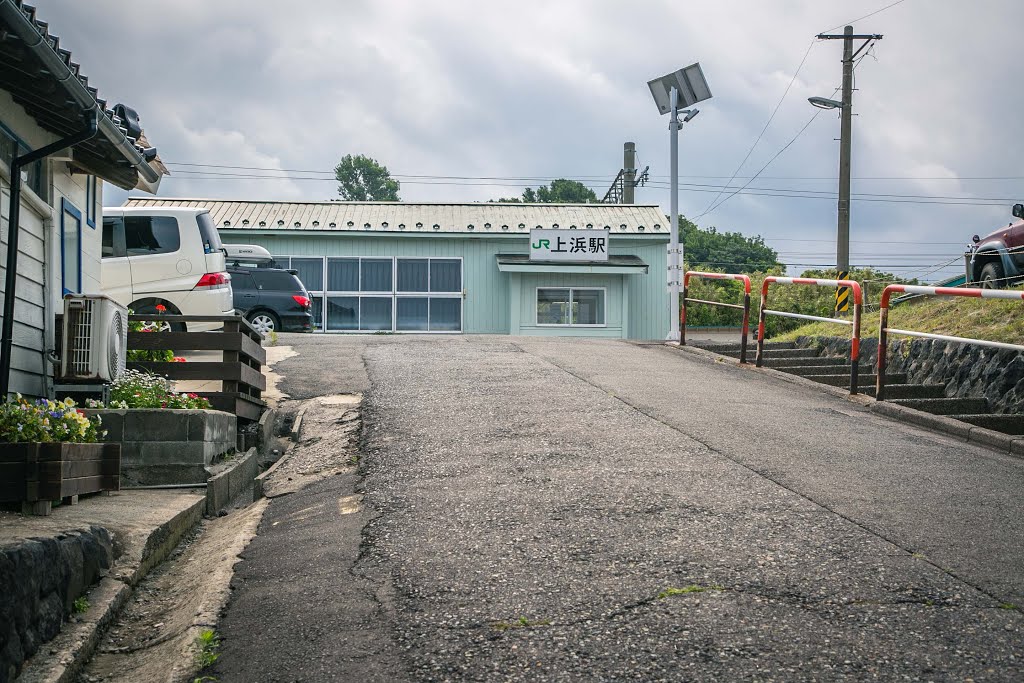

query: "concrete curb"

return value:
[289, 403, 308, 441]
[206, 447, 259, 515]
[18, 496, 206, 683]
[670, 342, 1024, 456]
[257, 407, 278, 457]
[254, 402, 308, 500]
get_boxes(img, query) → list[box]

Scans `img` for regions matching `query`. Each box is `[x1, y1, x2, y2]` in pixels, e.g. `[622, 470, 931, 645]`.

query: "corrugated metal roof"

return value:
[122, 199, 669, 236]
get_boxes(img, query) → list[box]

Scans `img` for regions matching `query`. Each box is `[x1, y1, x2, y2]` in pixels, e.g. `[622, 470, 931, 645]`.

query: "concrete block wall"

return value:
[84, 409, 236, 486]
[0, 526, 114, 681]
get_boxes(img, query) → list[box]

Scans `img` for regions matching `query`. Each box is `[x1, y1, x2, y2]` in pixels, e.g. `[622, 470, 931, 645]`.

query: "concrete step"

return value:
[882, 383, 947, 400]
[808, 373, 907, 388]
[744, 348, 823, 360]
[761, 356, 848, 368]
[889, 397, 989, 416]
[771, 364, 858, 377]
[692, 340, 792, 354]
[950, 414, 1024, 435]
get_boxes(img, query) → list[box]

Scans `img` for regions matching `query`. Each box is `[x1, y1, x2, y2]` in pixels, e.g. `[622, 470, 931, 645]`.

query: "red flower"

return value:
[155, 304, 167, 313]
[172, 356, 187, 363]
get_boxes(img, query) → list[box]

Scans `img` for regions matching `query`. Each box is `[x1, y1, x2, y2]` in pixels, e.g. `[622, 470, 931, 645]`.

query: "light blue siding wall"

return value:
[220, 231, 668, 339]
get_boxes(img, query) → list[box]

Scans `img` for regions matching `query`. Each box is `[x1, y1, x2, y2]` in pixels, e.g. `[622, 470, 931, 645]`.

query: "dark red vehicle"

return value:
[966, 204, 1024, 288]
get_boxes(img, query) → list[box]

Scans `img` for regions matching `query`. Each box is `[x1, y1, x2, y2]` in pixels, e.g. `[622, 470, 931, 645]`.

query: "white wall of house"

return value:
[0, 88, 106, 397]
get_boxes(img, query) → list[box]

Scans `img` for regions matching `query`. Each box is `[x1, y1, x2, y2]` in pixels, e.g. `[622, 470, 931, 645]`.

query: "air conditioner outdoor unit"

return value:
[61, 295, 128, 382]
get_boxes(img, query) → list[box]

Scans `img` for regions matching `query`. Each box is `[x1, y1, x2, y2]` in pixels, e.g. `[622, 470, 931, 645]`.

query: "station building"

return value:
[124, 199, 671, 339]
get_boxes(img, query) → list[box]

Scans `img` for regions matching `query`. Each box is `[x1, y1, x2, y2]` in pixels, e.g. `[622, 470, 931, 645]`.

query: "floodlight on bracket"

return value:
[808, 96, 844, 110]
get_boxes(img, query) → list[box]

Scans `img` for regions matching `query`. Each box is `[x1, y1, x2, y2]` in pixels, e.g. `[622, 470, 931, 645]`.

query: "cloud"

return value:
[30, 0, 1024, 280]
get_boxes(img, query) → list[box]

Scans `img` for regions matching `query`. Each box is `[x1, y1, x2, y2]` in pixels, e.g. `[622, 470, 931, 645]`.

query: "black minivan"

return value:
[228, 266, 313, 334]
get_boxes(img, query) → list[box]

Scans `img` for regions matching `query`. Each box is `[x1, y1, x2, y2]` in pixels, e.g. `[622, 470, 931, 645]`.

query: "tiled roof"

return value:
[122, 199, 670, 236]
[0, 1, 163, 189]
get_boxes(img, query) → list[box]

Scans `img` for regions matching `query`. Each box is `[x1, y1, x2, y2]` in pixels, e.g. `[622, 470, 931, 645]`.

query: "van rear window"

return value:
[197, 212, 223, 254]
[124, 216, 180, 255]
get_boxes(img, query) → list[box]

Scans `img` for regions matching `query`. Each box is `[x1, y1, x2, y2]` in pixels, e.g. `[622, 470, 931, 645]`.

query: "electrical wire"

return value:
[696, 39, 817, 216]
[692, 88, 840, 219]
[819, 0, 910, 34]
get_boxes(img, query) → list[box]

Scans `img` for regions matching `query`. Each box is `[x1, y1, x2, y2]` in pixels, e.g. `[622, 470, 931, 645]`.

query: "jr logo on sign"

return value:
[529, 228, 610, 262]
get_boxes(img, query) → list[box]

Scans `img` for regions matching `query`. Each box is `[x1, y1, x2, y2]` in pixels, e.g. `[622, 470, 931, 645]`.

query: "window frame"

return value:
[85, 175, 97, 228]
[535, 287, 607, 328]
[60, 197, 83, 295]
[271, 255, 463, 334]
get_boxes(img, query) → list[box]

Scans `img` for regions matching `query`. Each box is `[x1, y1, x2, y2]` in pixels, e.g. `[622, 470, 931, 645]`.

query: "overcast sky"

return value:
[33, 0, 1024, 281]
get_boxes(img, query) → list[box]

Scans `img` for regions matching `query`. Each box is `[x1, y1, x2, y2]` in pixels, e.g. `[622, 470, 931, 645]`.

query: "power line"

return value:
[693, 89, 839, 219]
[820, 0, 910, 34]
[163, 163, 1024, 183]
[696, 39, 817, 216]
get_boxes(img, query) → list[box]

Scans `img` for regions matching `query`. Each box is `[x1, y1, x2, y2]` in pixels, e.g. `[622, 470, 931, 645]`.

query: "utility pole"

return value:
[816, 25, 882, 312]
[623, 142, 636, 204]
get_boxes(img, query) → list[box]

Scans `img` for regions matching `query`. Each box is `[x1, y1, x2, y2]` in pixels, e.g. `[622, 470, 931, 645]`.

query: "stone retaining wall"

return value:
[0, 526, 114, 681]
[83, 409, 236, 486]
[797, 335, 1024, 414]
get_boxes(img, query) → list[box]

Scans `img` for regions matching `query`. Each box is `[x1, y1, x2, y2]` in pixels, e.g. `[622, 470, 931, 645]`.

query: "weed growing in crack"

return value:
[72, 597, 89, 614]
[492, 616, 552, 631]
[657, 584, 725, 599]
[1000, 603, 1018, 610]
[195, 629, 221, 669]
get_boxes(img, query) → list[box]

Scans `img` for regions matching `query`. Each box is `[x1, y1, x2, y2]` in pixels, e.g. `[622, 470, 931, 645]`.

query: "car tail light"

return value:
[292, 295, 311, 308]
[194, 272, 231, 290]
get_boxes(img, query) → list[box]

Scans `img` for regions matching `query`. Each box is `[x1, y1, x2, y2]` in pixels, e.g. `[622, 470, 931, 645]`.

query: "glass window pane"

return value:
[361, 259, 393, 292]
[326, 296, 358, 330]
[124, 216, 180, 255]
[360, 297, 392, 330]
[62, 210, 80, 293]
[572, 289, 605, 325]
[429, 298, 461, 331]
[397, 297, 429, 331]
[430, 259, 461, 292]
[327, 258, 359, 291]
[537, 288, 569, 325]
[291, 257, 323, 291]
[397, 259, 428, 292]
[311, 295, 324, 329]
[101, 218, 115, 257]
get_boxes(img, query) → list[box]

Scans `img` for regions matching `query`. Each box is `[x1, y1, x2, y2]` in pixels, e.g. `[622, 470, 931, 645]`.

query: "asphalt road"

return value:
[212, 334, 1024, 682]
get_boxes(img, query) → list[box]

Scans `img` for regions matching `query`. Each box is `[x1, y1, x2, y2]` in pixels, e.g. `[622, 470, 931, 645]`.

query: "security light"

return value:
[808, 96, 844, 110]
[681, 109, 700, 123]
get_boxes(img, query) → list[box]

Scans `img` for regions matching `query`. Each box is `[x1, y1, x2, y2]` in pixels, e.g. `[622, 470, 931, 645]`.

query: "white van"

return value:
[101, 207, 234, 331]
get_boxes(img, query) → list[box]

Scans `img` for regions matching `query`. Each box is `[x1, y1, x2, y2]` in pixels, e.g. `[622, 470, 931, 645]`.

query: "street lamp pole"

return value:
[669, 86, 681, 341]
[647, 63, 712, 340]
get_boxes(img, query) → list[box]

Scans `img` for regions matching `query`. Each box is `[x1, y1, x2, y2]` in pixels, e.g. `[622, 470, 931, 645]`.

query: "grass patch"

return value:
[72, 596, 89, 614]
[492, 616, 552, 631]
[657, 584, 725, 599]
[770, 287, 1024, 346]
[194, 629, 221, 669]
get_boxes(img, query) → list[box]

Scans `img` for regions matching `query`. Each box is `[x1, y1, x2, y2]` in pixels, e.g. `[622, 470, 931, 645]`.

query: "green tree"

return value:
[334, 154, 400, 201]
[494, 178, 598, 204]
[680, 216, 781, 273]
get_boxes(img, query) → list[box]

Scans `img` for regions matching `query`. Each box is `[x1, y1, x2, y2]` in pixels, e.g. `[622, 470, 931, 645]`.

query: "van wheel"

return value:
[980, 262, 1005, 289]
[246, 311, 279, 336]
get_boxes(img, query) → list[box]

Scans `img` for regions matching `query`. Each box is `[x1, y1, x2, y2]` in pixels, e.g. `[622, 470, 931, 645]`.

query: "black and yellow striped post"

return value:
[835, 271, 851, 313]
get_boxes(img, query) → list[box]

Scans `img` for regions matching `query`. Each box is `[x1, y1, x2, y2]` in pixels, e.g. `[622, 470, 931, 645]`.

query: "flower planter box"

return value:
[82, 408, 236, 486]
[0, 442, 120, 515]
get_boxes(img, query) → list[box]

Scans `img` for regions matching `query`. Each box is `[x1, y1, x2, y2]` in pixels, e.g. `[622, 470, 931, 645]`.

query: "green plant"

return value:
[492, 616, 551, 631]
[72, 596, 89, 614]
[88, 369, 212, 410]
[267, 330, 279, 347]
[127, 307, 175, 362]
[195, 629, 221, 669]
[0, 395, 103, 443]
[657, 584, 725, 599]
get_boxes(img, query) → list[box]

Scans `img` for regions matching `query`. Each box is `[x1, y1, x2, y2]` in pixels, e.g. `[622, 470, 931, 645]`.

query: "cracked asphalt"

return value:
[211, 334, 1024, 682]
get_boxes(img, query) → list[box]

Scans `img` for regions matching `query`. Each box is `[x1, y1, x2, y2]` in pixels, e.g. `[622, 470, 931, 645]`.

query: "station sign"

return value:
[529, 228, 609, 262]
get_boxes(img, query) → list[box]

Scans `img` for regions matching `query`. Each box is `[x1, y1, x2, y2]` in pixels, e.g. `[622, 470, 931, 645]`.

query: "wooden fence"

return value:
[126, 315, 266, 421]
